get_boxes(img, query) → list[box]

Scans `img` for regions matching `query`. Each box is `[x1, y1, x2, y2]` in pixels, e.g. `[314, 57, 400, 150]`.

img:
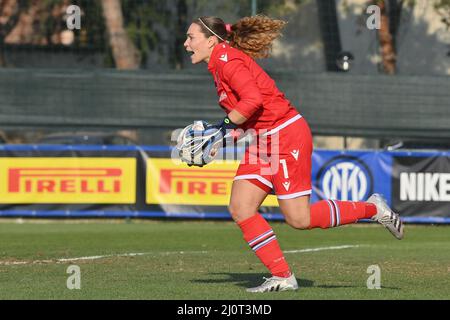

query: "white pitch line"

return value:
[284, 244, 363, 254]
[56, 251, 209, 262]
[0, 245, 362, 266]
[0, 251, 208, 266]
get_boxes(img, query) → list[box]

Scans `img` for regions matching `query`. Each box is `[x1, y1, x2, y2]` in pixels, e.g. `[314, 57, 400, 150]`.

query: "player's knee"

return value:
[228, 203, 239, 221]
[228, 202, 256, 223]
[285, 216, 310, 230]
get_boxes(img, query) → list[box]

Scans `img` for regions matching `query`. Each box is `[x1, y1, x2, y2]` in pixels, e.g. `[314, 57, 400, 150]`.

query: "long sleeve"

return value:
[222, 60, 263, 119]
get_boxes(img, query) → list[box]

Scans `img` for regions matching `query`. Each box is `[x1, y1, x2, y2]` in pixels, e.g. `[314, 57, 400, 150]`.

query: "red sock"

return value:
[310, 200, 377, 229]
[238, 214, 292, 278]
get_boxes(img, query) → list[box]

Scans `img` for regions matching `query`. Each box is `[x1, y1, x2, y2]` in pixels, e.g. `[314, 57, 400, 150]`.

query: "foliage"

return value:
[121, 0, 171, 67]
[1, 0, 447, 69]
[1, 0, 106, 48]
[434, 0, 450, 28]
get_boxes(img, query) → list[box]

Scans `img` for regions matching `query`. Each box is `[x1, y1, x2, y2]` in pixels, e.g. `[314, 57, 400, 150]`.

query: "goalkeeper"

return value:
[181, 15, 404, 293]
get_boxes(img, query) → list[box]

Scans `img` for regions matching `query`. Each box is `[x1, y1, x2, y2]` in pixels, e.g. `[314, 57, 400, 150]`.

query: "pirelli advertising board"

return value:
[145, 159, 278, 207]
[0, 146, 449, 223]
[0, 158, 136, 203]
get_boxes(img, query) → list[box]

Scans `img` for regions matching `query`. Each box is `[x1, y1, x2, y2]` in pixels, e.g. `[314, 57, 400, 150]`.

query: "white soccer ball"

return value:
[176, 120, 210, 166]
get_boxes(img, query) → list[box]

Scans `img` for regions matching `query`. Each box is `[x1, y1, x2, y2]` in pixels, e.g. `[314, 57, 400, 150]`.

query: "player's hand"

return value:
[179, 117, 237, 167]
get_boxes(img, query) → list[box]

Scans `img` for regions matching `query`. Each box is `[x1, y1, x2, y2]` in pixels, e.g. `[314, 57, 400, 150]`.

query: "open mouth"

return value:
[187, 50, 195, 56]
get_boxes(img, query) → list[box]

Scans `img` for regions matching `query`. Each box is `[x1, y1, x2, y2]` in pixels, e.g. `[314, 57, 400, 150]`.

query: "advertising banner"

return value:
[0, 145, 448, 223]
[391, 155, 450, 216]
[146, 158, 278, 206]
[311, 151, 391, 203]
[0, 157, 136, 203]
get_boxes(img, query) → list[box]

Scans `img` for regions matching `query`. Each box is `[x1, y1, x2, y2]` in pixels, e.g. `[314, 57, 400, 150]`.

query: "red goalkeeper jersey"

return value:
[207, 42, 299, 132]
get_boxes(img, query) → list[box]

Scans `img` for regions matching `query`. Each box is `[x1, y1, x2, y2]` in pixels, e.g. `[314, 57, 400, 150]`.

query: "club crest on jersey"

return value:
[290, 150, 299, 160]
[219, 53, 228, 62]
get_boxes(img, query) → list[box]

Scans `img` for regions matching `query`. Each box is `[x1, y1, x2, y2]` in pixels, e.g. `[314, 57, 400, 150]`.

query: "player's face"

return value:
[184, 23, 215, 64]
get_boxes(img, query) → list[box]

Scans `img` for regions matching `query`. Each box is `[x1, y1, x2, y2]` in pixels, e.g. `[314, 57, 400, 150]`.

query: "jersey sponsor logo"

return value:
[315, 156, 373, 201]
[146, 158, 278, 206]
[0, 158, 136, 203]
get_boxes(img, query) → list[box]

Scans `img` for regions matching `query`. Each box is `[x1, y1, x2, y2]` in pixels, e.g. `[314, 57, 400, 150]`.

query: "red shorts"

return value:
[234, 114, 313, 199]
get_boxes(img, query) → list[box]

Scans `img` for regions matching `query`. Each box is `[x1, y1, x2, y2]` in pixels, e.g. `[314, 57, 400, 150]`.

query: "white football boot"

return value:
[367, 193, 404, 240]
[246, 274, 298, 293]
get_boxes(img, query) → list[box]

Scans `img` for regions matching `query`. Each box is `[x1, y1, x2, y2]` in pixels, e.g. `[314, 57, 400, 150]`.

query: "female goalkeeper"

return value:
[183, 15, 403, 293]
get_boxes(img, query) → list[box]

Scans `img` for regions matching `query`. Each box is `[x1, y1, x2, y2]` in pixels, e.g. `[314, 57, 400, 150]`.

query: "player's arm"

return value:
[222, 59, 263, 121]
[181, 61, 261, 166]
[195, 61, 261, 164]
[227, 109, 247, 125]
[205, 60, 259, 133]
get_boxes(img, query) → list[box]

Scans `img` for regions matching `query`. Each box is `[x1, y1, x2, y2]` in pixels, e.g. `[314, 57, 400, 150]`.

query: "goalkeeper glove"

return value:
[187, 116, 238, 166]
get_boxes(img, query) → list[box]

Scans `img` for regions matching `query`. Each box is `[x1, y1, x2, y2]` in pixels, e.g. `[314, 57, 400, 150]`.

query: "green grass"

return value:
[0, 219, 449, 300]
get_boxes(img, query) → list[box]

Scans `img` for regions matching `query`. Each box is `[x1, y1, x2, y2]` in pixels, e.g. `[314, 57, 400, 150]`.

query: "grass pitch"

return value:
[0, 219, 449, 300]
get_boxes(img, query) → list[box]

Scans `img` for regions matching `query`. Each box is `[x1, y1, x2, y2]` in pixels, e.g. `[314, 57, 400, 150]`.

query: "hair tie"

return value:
[225, 23, 232, 34]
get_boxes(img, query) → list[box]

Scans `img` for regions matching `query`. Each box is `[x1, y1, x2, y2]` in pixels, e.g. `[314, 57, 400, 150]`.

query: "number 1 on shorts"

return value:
[280, 159, 289, 179]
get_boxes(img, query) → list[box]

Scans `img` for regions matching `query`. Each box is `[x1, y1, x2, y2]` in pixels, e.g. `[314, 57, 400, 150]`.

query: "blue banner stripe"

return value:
[0, 145, 172, 152]
[0, 145, 248, 153]
[0, 210, 449, 224]
[1, 145, 448, 156]
[0, 210, 286, 221]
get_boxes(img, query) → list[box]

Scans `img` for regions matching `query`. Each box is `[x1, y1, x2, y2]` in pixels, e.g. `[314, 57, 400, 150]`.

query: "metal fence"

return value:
[1, 68, 449, 144]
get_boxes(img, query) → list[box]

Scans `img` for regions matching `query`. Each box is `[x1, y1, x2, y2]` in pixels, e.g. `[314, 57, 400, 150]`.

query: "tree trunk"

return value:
[100, 0, 141, 69]
[376, 0, 396, 74]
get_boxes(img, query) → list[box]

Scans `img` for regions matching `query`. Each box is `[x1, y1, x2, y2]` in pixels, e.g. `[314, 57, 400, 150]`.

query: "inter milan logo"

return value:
[316, 156, 373, 201]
